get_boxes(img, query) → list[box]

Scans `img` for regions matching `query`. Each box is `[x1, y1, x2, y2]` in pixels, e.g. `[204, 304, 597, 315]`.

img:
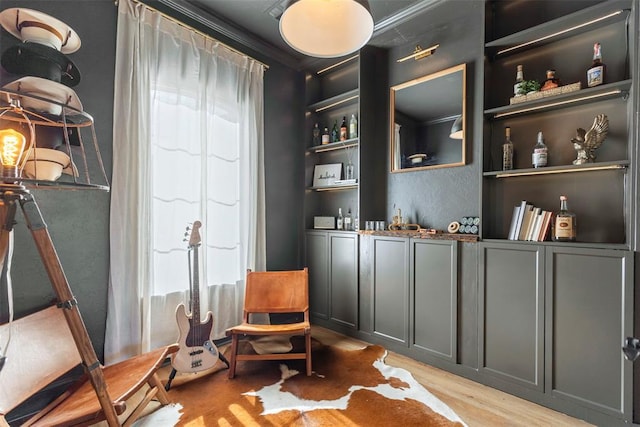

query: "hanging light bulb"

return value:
[0, 100, 35, 181]
[0, 128, 27, 178]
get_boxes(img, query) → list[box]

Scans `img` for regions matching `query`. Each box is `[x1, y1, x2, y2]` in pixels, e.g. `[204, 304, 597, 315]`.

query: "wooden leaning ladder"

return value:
[0, 184, 175, 426]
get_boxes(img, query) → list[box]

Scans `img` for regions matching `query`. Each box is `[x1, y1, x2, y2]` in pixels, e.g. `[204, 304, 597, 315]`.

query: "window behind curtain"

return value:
[150, 88, 241, 295]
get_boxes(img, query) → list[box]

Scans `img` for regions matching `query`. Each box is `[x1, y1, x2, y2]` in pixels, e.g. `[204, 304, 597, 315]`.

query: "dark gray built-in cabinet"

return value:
[305, 230, 358, 331]
[479, 243, 544, 393]
[369, 236, 410, 346]
[411, 239, 458, 363]
[480, 242, 633, 424]
[545, 246, 633, 422]
[357, 235, 459, 364]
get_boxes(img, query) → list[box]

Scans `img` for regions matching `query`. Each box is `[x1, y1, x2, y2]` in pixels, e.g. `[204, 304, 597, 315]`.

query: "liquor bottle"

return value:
[321, 127, 330, 144]
[532, 131, 548, 168]
[340, 117, 348, 141]
[586, 42, 605, 88]
[502, 126, 514, 170]
[345, 160, 355, 180]
[337, 208, 343, 230]
[312, 123, 321, 145]
[541, 69, 560, 91]
[344, 208, 352, 231]
[349, 114, 358, 139]
[331, 121, 339, 143]
[354, 211, 359, 232]
[552, 195, 577, 241]
[514, 65, 524, 96]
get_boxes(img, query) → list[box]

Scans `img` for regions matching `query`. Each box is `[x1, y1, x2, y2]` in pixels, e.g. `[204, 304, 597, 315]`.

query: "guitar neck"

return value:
[192, 245, 201, 324]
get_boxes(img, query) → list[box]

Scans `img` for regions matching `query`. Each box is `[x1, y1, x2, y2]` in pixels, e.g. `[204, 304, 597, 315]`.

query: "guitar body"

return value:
[172, 303, 219, 373]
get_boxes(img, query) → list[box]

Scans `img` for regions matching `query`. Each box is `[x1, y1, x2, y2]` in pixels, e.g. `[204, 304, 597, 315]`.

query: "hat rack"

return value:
[0, 7, 109, 191]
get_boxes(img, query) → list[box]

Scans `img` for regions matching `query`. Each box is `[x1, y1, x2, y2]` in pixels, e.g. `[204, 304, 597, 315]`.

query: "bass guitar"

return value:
[171, 220, 220, 373]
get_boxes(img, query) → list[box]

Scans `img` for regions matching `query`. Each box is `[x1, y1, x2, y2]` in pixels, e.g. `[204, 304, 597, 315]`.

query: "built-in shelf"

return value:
[307, 89, 359, 113]
[482, 238, 628, 250]
[307, 184, 358, 192]
[485, 0, 632, 58]
[483, 160, 629, 178]
[484, 80, 631, 119]
[315, 55, 359, 75]
[306, 139, 358, 154]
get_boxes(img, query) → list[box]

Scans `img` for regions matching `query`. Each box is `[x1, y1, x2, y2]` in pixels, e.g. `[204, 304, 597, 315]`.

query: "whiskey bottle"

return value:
[312, 123, 321, 145]
[344, 208, 353, 231]
[532, 131, 547, 168]
[502, 126, 514, 170]
[321, 127, 330, 144]
[349, 114, 358, 139]
[586, 42, 605, 88]
[340, 117, 348, 141]
[552, 195, 577, 241]
[331, 121, 339, 143]
[337, 208, 344, 230]
[514, 65, 524, 96]
[541, 69, 560, 91]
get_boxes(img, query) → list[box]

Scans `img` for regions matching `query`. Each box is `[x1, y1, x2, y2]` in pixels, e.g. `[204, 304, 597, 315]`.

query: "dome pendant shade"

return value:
[280, 0, 373, 58]
[450, 116, 463, 139]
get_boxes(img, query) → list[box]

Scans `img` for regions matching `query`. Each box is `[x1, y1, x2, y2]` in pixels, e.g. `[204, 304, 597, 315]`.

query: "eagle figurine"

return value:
[571, 114, 609, 165]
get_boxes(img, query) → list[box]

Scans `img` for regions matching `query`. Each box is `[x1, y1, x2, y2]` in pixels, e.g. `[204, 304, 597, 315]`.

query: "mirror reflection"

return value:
[390, 63, 466, 172]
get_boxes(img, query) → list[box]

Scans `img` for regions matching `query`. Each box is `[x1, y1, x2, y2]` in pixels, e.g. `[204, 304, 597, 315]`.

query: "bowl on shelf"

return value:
[408, 153, 427, 165]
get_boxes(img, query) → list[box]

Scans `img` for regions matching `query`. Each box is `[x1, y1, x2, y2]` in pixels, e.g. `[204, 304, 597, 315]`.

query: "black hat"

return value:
[1, 42, 80, 87]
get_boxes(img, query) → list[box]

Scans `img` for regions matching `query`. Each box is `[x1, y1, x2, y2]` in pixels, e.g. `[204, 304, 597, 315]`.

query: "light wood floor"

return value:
[311, 326, 593, 427]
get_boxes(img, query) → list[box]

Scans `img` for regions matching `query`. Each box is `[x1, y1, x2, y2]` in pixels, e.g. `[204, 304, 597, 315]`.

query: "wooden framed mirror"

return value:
[390, 63, 466, 172]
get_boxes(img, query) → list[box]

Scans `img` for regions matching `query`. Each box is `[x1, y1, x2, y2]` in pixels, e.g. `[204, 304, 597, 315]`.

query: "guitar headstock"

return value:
[185, 220, 202, 248]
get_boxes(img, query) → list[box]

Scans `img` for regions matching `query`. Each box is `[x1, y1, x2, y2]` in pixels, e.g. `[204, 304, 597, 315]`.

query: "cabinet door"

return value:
[372, 236, 409, 345]
[329, 233, 358, 328]
[545, 246, 633, 421]
[411, 239, 458, 362]
[479, 242, 544, 393]
[305, 231, 328, 319]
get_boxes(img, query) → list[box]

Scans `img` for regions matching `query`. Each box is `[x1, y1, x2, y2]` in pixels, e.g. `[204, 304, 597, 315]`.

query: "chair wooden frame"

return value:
[225, 268, 312, 379]
[0, 306, 178, 426]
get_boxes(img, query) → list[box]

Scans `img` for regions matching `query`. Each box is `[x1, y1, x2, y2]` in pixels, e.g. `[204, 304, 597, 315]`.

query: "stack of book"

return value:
[508, 200, 553, 241]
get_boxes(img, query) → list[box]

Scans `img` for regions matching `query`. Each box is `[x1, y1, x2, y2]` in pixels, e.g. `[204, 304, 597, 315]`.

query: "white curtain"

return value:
[105, 0, 265, 364]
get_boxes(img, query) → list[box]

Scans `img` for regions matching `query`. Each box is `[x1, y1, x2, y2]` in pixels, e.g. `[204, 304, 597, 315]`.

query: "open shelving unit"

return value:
[482, 0, 634, 246]
[303, 47, 388, 231]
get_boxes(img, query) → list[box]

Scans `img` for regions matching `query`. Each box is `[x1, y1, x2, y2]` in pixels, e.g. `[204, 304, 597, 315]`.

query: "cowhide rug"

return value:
[137, 339, 467, 426]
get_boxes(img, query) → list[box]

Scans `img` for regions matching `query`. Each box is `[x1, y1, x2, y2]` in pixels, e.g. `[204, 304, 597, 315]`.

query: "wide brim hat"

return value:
[0, 8, 81, 54]
[22, 147, 78, 181]
[1, 42, 80, 87]
[2, 76, 83, 115]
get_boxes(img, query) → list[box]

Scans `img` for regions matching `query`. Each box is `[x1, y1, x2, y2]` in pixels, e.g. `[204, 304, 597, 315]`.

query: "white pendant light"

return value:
[280, 0, 374, 58]
[449, 116, 463, 139]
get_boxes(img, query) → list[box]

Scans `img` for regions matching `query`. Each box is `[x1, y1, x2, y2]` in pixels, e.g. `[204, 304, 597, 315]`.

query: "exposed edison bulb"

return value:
[0, 128, 27, 178]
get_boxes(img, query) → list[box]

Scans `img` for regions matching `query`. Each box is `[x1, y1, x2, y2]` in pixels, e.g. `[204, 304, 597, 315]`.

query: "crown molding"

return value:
[154, 0, 301, 70]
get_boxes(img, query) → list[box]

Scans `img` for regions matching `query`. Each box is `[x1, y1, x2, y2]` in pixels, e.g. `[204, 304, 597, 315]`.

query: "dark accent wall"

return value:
[263, 62, 305, 270]
[0, 0, 116, 360]
[386, 0, 484, 231]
